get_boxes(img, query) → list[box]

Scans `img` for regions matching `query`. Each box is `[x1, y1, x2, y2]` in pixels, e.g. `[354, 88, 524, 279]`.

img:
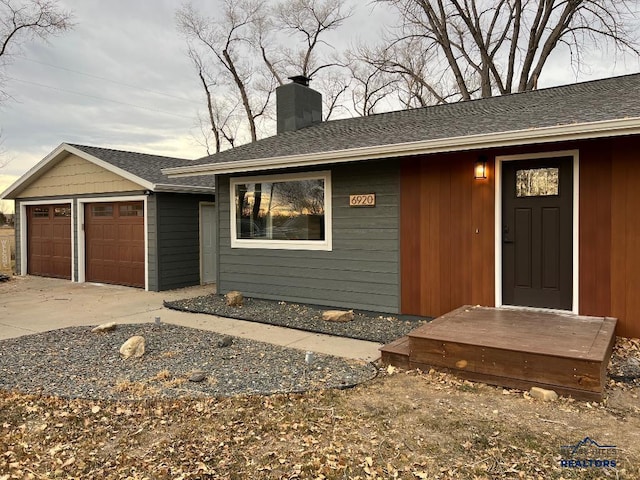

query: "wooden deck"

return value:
[381, 306, 617, 401]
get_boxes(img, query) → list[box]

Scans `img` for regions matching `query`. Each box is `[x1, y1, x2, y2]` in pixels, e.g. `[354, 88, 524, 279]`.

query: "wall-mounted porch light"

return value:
[474, 156, 488, 179]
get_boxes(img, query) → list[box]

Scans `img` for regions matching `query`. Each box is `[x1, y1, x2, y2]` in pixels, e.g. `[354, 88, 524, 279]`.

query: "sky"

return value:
[1, 0, 639, 213]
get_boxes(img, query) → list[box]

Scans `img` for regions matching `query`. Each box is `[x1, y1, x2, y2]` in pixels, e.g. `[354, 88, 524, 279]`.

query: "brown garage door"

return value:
[27, 204, 72, 279]
[85, 201, 145, 288]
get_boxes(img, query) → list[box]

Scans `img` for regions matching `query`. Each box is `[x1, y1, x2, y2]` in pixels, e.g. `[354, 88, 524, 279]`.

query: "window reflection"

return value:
[235, 178, 325, 241]
[516, 168, 559, 197]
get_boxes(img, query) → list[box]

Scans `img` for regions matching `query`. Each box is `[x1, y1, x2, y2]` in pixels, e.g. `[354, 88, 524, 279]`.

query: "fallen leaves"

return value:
[0, 368, 638, 479]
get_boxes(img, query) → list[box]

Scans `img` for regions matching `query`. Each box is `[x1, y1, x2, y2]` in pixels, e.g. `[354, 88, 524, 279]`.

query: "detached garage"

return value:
[1, 143, 217, 291]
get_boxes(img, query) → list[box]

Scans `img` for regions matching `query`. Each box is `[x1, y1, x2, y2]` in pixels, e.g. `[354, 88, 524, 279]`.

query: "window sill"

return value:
[230, 239, 332, 251]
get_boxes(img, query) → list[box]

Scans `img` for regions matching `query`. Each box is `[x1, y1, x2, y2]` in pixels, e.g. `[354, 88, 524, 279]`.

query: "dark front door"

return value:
[502, 157, 573, 310]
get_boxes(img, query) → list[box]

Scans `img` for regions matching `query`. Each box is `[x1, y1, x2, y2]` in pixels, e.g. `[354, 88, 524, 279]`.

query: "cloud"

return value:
[1, 0, 210, 178]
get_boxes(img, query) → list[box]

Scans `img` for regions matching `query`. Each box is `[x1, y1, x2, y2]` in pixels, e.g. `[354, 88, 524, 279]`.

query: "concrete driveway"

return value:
[0, 276, 381, 362]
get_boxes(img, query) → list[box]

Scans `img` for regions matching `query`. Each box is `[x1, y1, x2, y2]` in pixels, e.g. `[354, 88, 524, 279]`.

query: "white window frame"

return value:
[230, 171, 332, 251]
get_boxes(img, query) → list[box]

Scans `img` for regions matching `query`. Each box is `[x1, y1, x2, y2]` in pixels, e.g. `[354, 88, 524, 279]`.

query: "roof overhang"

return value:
[1, 143, 214, 199]
[153, 184, 215, 194]
[163, 117, 640, 177]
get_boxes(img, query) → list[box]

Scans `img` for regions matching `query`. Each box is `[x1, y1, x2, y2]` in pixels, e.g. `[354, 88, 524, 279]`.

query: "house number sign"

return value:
[349, 194, 376, 207]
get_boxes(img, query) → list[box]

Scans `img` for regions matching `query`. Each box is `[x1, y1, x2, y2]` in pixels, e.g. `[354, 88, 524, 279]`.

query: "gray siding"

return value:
[218, 161, 400, 313]
[157, 193, 214, 290]
[147, 195, 159, 291]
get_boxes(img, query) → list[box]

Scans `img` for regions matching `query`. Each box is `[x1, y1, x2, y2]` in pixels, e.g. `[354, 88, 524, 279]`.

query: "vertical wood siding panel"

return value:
[417, 161, 431, 314]
[439, 160, 452, 313]
[610, 144, 628, 334]
[472, 156, 495, 306]
[400, 159, 422, 314]
[579, 141, 612, 318]
[626, 159, 640, 337]
[401, 152, 494, 318]
[618, 137, 640, 337]
[425, 160, 441, 315]
[450, 154, 472, 310]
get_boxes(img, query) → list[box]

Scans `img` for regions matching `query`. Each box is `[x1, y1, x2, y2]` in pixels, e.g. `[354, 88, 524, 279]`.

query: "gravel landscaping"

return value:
[0, 323, 377, 401]
[165, 295, 429, 344]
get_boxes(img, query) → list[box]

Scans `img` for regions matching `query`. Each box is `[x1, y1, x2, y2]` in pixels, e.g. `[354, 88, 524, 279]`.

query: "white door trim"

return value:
[77, 196, 149, 291]
[19, 199, 75, 281]
[494, 149, 579, 314]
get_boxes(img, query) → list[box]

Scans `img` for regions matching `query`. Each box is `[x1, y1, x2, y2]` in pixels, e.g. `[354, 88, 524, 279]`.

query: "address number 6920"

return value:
[349, 194, 376, 207]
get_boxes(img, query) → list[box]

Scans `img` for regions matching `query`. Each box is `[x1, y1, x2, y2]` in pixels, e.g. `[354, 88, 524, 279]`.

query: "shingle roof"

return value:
[68, 144, 215, 190]
[188, 73, 640, 166]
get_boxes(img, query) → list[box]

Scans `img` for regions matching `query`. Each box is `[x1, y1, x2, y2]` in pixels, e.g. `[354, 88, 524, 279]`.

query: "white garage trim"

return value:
[18, 199, 75, 281]
[77, 195, 149, 291]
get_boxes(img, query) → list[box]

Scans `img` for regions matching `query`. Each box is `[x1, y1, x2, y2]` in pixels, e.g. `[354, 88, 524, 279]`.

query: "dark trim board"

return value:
[381, 306, 617, 401]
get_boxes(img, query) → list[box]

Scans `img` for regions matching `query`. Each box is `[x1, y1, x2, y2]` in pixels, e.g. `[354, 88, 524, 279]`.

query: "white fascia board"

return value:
[162, 117, 640, 177]
[1, 143, 70, 199]
[152, 184, 215, 194]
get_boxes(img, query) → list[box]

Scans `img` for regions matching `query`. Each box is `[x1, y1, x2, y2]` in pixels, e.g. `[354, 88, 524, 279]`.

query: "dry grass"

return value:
[0, 227, 15, 273]
[112, 379, 160, 397]
[1, 367, 638, 479]
[151, 369, 172, 381]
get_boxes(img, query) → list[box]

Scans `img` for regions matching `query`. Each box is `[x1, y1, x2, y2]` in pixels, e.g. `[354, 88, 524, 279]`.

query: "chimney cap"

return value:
[288, 75, 312, 87]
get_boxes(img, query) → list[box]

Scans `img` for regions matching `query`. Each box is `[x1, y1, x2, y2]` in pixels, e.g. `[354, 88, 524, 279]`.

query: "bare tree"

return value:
[375, 0, 640, 100]
[178, 0, 355, 145]
[177, 1, 273, 142]
[315, 71, 350, 119]
[1, 0, 71, 57]
[269, 0, 354, 79]
[1, 0, 72, 165]
[188, 48, 242, 153]
[1, 0, 71, 94]
[262, 0, 354, 120]
[341, 49, 399, 115]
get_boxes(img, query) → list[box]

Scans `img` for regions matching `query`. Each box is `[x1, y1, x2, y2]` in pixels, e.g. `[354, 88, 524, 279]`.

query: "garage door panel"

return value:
[53, 243, 67, 257]
[85, 201, 145, 288]
[52, 224, 67, 237]
[118, 245, 131, 262]
[27, 204, 72, 280]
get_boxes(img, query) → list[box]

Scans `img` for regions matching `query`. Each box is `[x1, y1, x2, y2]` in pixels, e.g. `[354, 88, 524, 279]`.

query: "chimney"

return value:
[276, 75, 322, 134]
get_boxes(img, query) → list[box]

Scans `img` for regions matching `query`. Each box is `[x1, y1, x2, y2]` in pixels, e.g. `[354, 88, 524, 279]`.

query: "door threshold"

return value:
[498, 305, 577, 316]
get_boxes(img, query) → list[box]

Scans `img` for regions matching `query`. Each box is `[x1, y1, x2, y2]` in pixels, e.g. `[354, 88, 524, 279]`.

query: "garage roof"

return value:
[1, 143, 216, 199]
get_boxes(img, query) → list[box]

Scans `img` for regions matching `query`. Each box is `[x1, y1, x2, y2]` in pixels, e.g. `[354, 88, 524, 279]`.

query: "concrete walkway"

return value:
[0, 276, 381, 362]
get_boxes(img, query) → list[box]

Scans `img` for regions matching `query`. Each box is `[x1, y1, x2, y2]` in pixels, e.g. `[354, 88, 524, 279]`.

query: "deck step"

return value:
[379, 306, 617, 401]
[380, 336, 410, 369]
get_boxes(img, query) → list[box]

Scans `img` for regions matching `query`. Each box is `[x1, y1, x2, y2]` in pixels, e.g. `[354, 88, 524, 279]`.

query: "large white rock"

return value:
[91, 322, 117, 333]
[529, 386, 558, 402]
[120, 336, 145, 359]
[225, 291, 244, 307]
[322, 310, 355, 322]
